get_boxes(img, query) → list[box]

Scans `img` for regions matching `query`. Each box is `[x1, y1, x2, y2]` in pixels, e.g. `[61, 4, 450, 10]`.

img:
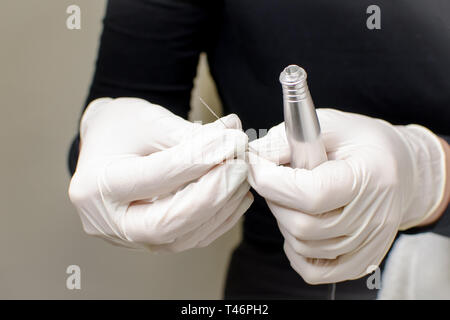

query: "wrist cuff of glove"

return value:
[398, 124, 446, 230]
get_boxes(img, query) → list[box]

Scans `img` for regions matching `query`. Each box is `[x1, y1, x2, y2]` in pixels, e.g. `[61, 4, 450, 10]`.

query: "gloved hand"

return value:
[69, 98, 253, 252]
[248, 108, 446, 284]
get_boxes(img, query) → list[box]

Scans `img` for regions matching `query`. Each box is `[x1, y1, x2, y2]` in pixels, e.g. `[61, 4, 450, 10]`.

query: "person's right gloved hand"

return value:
[69, 98, 253, 252]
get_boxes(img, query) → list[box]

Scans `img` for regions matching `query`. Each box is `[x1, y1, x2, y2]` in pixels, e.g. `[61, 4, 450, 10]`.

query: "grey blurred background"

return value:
[0, 0, 235, 299]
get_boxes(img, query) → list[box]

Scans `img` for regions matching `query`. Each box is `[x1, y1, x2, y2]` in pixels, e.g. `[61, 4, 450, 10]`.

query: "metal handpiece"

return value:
[280, 65, 335, 299]
[279, 65, 327, 170]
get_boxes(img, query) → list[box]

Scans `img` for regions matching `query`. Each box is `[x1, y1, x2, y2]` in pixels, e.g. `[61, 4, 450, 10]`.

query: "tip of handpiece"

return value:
[285, 65, 300, 76]
[280, 65, 307, 84]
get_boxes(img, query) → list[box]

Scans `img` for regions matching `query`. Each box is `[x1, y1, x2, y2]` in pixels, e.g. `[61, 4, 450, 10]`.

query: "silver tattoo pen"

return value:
[279, 65, 327, 170]
[280, 65, 336, 299]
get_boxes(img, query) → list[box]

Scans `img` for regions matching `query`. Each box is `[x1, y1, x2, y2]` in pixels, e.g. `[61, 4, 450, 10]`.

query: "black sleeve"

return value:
[68, 0, 220, 174]
[402, 134, 450, 237]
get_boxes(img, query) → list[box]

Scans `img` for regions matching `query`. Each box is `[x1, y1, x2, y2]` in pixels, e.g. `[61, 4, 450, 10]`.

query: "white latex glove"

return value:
[248, 108, 446, 284]
[69, 98, 253, 252]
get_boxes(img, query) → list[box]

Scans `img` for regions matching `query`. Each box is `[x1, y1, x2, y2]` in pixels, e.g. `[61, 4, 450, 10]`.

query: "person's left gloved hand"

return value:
[247, 108, 447, 284]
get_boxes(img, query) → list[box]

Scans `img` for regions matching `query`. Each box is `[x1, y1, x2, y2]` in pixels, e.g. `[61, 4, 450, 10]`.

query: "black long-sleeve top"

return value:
[68, 0, 450, 298]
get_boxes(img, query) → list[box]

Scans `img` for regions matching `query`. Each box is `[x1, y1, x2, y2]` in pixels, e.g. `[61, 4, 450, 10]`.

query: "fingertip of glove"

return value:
[237, 191, 254, 215]
[219, 128, 249, 153]
[81, 97, 113, 124]
[226, 157, 249, 173]
[248, 123, 290, 164]
[218, 113, 242, 130]
[222, 158, 250, 185]
[247, 151, 275, 167]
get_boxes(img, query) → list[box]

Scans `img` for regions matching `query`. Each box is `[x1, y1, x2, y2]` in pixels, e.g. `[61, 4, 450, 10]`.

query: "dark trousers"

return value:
[224, 240, 382, 300]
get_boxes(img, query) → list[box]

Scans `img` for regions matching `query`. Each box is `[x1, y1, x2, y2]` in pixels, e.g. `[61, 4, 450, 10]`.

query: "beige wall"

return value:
[0, 0, 239, 299]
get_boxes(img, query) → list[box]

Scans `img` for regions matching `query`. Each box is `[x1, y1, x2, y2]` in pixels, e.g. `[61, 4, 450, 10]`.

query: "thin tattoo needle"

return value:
[197, 96, 227, 128]
[197, 96, 257, 154]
